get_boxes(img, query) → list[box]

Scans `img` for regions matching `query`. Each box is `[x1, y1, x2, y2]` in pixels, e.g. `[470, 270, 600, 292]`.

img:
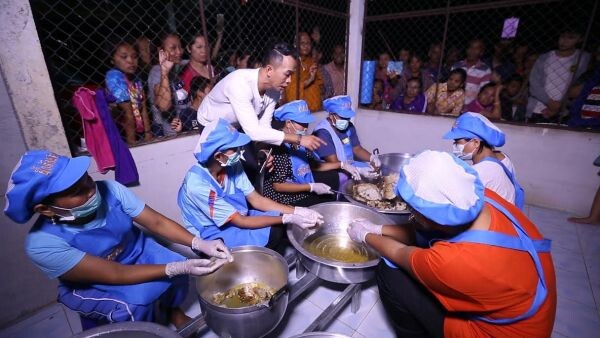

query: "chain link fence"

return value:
[30, 0, 349, 154]
[361, 0, 600, 128]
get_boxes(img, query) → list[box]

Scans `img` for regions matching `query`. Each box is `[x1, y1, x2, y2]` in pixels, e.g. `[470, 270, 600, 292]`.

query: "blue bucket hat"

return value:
[4, 150, 91, 224]
[395, 150, 484, 226]
[274, 100, 315, 124]
[443, 112, 506, 147]
[194, 118, 251, 163]
[323, 95, 356, 119]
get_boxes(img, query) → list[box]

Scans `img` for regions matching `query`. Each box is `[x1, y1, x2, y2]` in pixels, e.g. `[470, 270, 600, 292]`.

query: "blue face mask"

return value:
[334, 118, 350, 131]
[52, 185, 102, 221]
[219, 150, 245, 167]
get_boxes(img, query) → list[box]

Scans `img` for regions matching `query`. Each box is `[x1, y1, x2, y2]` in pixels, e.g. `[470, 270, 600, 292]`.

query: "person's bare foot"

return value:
[168, 307, 191, 329]
[567, 216, 600, 225]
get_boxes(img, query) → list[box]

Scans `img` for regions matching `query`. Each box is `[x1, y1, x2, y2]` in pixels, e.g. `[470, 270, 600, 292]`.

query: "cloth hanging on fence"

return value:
[72, 88, 115, 173]
[94, 88, 140, 186]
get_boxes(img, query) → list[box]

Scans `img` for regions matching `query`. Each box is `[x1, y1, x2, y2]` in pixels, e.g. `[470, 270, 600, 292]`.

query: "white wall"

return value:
[353, 109, 600, 215]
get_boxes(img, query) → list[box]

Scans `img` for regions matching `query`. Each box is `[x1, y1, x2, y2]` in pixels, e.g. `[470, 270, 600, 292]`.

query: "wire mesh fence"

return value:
[30, 0, 349, 154]
[361, 0, 600, 128]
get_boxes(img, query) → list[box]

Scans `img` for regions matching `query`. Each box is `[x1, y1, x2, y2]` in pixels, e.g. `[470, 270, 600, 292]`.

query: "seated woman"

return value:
[313, 95, 380, 187]
[443, 112, 524, 208]
[172, 76, 212, 133]
[4, 150, 231, 327]
[390, 77, 427, 113]
[262, 100, 339, 207]
[105, 42, 153, 145]
[177, 119, 324, 250]
[148, 33, 189, 137]
[462, 82, 502, 120]
[346, 150, 556, 338]
[425, 68, 466, 116]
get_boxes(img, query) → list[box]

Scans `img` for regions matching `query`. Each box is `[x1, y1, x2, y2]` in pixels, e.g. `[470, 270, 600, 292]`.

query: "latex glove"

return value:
[294, 207, 324, 225]
[370, 154, 381, 168]
[165, 258, 227, 277]
[309, 183, 333, 195]
[357, 165, 379, 179]
[341, 161, 361, 180]
[192, 237, 233, 262]
[282, 213, 319, 229]
[347, 219, 383, 243]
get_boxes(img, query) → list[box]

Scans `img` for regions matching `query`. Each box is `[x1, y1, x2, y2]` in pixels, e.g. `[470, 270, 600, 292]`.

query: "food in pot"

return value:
[352, 183, 382, 201]
[352, 174, 407, 211]
[213, 282, 276, 308]
[302, 233, 375, 263]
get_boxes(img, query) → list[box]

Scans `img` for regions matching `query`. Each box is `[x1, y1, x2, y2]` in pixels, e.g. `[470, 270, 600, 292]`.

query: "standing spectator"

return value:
[105, 42, 153, 145]
[463, 82, 502, 120]
[500, 74, 527, 121]
[375, 52, 392, 82]
[425, 43, 446, 81]
[147, 33, 189, 137]
[180, 34, 216, 93]
[444, 46, 460, 79]
[375, 51, 395, 107]
[369, 79, 386, 110]
[484, 40, 516, 83]
[322, 44, 346, 98]
[284, 32, 323, 111]
[173, 76, 212, 133]
[397, 48, 411, 65]
[391, 77, 427, 113]
[134, 36, 155, 84]
[425, 68, 467, 116]
[395, 54, 435, 97]
[512, 42, 530, 76]
[452, 39, 492, 105]
[527, 29, 590, 123]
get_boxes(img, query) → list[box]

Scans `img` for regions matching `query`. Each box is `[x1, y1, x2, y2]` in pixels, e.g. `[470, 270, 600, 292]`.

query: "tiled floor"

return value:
[2, 205, 599, 338]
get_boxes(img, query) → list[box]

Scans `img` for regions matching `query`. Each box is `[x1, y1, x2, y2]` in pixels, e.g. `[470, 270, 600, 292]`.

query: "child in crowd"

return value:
[105, 42, 153, 145]
[391, 77, 427, 113]
[394, 54, 434, 98]
[369, 79, 386, 110]
[500, 74, 527, 121]
[463, 82, 502, 120]
[425, 68, 466, 116]
[172, 76, 212, 133]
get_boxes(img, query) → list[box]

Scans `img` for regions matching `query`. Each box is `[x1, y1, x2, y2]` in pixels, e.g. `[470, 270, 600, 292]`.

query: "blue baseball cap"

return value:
[396, 150, 484, 226]
[323, 95, 356, 119]
[4, 150, 91, 224]
[273, 100, 315, 124]
[194, 119, 251, 163]
[443, 112, 506, 147]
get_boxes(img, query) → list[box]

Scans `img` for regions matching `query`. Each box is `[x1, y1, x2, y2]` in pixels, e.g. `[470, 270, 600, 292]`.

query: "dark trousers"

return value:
[376, 261, 445, 338]
[265, 225, 287, 255]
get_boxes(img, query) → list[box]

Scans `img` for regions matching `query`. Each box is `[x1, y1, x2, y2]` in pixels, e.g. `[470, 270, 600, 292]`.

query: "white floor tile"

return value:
[0, 303, 82, 338]
[551, 245, 587, 274]
[351, 331, 366, 338]
[553, 295, 600, 338]
[355, 300, 395, 338]
[323, 319, 355, 336]
[266, 297, 323, 337]
[555, 268, 596, 308]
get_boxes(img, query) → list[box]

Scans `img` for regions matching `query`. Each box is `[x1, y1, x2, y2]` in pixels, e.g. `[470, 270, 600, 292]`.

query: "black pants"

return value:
[265, 225, 287, 255]
[312, 170, 340, 191]
[376, 261, 445, 338]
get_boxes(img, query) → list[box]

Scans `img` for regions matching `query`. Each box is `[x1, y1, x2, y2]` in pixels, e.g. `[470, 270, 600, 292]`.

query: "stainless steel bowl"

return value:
[71, 321, 181, 338]
[195, 246, 289, 338]
[288, 202, 388, 284]
[377, 152, 413, 176]
[289, 333, 351, 338]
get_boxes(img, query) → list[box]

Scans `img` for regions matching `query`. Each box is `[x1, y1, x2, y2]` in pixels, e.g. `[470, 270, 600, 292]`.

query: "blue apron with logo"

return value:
[482, 156, 525, 209]
[38, 182, 187, 321]
[285, 144, 315, 184]
[190, 165, 275, 248]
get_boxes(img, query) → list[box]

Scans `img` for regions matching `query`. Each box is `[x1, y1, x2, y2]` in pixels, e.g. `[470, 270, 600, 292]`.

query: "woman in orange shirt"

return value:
[284, 32, 323, 111]
[347, 150, 556, 338]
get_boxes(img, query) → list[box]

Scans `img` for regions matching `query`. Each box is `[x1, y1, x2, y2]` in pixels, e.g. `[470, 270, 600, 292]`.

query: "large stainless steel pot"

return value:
[288, 202, 387, 284]
[71, 321, 181, 338]
[289, 333, 351, 338]
[195, 246, 289, 338]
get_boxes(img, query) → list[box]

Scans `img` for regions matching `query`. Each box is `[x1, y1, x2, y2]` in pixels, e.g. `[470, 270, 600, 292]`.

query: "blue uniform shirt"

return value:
[314, 124, 361, 159]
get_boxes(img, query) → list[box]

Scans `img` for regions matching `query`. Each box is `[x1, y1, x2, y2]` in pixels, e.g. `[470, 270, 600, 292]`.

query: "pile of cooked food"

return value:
[352, 173, 407, 211]
[213, 282, 276, 308]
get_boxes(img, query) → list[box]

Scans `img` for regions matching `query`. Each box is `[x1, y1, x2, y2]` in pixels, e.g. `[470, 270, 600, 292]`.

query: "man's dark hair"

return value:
[504, 74, 524, 85]
[262, 42, 298, 67]
[479, 82, 497, 94]
[448, 68, 467, 86]
[189, 76, 211, 100]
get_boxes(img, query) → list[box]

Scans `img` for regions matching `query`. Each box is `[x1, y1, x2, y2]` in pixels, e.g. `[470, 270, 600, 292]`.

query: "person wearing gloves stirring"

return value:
[262, 100, 340, 207]
[346, 150, 556, 337]
[313, 95, 380, 187]
[4, 150, 232, 327]
[178, 119, 324, 252]
[444, 112, 525, 208]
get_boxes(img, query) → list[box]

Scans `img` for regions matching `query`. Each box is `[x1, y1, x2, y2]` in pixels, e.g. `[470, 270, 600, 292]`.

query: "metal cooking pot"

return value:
[289, 332, 351, 338]
[195, 246, 289, 338]
[71, 321, 181, 338]
[376, 152, 413, 176]
[288, 202, 387, 284]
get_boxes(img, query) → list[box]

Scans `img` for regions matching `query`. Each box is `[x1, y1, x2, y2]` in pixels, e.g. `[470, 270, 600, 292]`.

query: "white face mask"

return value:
[452, 140, 475, 160]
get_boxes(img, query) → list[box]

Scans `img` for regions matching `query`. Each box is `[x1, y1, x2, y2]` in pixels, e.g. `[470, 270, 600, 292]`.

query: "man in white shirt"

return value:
[197, 43, 325, 151]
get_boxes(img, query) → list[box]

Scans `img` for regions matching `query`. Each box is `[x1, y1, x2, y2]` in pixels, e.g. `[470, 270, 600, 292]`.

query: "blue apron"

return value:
[190, 165, 275, 248]
[481, 156, 525, 209]
[285, 144, 315, 184]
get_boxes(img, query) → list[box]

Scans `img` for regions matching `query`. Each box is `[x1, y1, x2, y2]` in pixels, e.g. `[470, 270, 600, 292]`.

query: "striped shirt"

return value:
[452, 60, 491, 105]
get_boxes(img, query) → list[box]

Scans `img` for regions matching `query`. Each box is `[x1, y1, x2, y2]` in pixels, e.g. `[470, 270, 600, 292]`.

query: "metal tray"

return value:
[342, 179, 411, 215]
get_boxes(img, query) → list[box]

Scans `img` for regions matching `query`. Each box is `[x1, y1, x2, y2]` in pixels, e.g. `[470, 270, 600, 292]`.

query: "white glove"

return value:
[282, 213, 319, 229]
[341, 161, 361, 180]
[370, 154, 381, 168]
[347, 218, 383, 243]
[294, 207, 324, 225]
[192, 237, 234, 262]
[309, 183, 333, 195]
[165, 258, 227, 277]
[357, 165, 379, 179]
